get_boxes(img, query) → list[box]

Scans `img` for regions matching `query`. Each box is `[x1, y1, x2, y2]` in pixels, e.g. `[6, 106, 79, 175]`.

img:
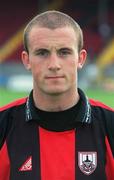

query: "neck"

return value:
[33, 89, 80, 112]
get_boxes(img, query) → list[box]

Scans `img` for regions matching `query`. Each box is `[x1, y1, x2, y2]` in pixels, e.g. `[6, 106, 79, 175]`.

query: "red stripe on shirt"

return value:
[89, 99, 114, 111]
[0, 141, 10, 180]
[0, 97, 27, 111]
[105, 136, 114, 180]
[39, 127, 75, 180]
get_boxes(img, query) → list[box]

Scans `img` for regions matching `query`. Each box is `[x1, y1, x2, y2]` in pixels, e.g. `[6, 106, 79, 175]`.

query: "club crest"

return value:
[78, 152, 97, 175]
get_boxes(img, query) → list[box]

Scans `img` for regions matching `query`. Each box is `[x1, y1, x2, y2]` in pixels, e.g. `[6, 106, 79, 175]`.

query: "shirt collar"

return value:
[25, 88, 91, 131]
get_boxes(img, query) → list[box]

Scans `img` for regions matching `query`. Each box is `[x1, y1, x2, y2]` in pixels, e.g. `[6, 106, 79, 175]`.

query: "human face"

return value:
[22, 27, 86, 96]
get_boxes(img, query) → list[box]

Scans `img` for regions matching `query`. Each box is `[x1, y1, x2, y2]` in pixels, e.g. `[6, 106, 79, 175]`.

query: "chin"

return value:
[43, 87, 68, 95]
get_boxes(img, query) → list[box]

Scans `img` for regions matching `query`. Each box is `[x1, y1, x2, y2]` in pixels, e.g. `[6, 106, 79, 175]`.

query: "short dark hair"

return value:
[23, 10, 83, 53]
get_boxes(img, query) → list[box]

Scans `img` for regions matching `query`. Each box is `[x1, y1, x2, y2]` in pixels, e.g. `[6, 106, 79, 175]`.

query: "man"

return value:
[0, 10, 114, 180]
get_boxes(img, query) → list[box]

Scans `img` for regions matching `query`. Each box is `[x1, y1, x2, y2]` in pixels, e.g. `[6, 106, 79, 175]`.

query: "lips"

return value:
[45, 76, 64, 79]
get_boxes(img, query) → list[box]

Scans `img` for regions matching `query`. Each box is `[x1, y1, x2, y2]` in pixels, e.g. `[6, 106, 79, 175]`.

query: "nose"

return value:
[48, 53, 61, 71]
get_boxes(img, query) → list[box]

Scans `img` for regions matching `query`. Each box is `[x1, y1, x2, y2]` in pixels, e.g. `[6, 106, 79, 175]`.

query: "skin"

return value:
[22, 27, 87, 111]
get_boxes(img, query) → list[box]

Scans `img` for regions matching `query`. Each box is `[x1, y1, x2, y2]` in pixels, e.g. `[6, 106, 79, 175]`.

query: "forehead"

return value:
[28, 27, 77, 49]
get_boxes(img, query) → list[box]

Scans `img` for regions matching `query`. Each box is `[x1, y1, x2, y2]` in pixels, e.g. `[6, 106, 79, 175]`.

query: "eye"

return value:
[58, 48, 72, 57]
[35, 49, 49, 57]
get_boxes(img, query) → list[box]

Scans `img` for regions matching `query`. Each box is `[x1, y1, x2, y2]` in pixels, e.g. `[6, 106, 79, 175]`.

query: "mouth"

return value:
[45, 76, 64, 79]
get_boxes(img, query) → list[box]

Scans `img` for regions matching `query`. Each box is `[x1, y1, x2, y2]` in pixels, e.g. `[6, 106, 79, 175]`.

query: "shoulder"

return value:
[0, 97, 27, 149]
[89, 98, 114, 126]
[89, 98, 114, 112]
[89, 98, 114, 154]
[0, 97, 27, 112]
[0, 97, 27, 128]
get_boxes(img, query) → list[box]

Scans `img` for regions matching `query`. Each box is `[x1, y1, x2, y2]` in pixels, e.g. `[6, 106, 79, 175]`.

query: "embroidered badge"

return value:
[78, 152, 97, 175]
[19, 156, 32, 171]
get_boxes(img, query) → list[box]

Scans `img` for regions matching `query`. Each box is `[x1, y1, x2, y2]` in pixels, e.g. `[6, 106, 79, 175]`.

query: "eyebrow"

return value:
[57, 47, 73, 51]
[33, 48, 49, 53]
[34, 47, 73, 51]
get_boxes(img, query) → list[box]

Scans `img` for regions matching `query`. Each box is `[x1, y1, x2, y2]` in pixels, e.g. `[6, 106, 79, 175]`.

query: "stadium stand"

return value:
[0, 0, 38, 61]
[0, 0, 114, 62]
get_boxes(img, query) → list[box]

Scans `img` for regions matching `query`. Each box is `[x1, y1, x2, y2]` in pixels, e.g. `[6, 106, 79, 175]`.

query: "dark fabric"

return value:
[7, 105, 41, 180]
[76, 122, 106, 179]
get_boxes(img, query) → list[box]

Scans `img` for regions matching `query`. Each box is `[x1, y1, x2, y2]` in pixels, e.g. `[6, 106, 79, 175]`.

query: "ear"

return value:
[21, 51, 31, 70]
[78, 49, 87, 69]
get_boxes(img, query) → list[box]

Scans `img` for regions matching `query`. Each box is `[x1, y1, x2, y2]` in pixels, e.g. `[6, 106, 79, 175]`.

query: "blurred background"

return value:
[0, 0, 114, 107]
